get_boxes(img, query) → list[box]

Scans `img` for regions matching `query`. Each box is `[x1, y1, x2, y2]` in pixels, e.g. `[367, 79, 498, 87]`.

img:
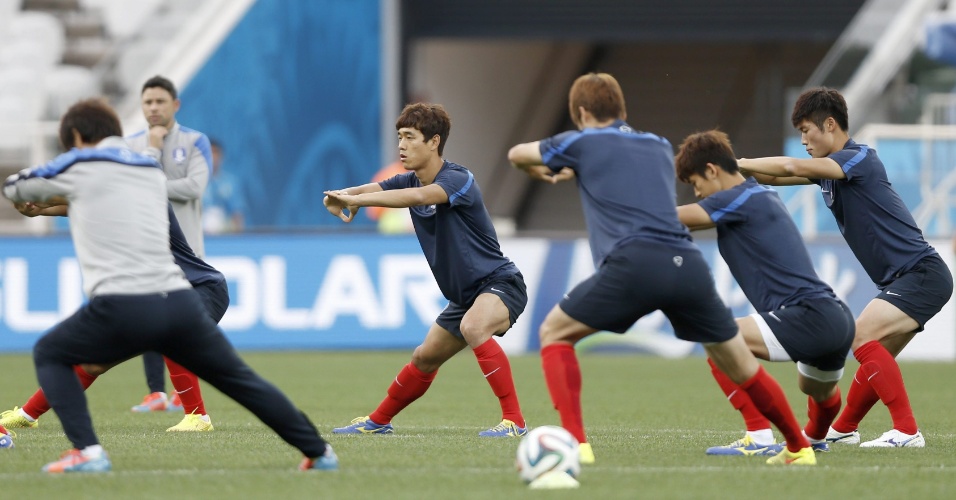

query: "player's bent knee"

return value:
[410, 346, 442, 373]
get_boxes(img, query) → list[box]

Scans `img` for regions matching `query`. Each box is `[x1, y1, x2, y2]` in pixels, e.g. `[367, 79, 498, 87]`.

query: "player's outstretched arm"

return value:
[739, 156, 843, 184]
[508, 141, 575, 184]
[15, 201, 68, 217]
[676, 204, 715, 231]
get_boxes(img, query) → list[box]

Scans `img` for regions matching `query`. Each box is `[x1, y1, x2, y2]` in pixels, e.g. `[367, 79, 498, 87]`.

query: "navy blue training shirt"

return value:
[811, 140, 936, 287]
[168, 204, 223, 286]
[539, 120, 695, 268]
[697, 178, 836, 311]
[379, 161, 518, 305]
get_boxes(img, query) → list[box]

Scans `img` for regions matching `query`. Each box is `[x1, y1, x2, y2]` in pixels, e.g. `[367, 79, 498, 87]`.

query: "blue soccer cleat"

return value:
[42, 449, 112, 473]
[299, 444, 339, 471]
[479, 419, 527, 437]
[706, 435, 778, 456]
[332, 416, 393, 435]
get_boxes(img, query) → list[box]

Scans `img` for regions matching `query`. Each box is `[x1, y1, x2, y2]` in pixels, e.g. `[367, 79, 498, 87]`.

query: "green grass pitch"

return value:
[1, 351, 956, 499]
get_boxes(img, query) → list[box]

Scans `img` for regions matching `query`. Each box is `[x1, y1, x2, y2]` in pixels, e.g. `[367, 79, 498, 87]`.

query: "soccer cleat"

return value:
[131, 392, 168, 412]
[766, 441, 829, 455]
[825, 426, 860, 444]
[578, 442, 595, 465]
[859, 429, 925, 448]
[299, 444, 339, 471]
[479, 419, 527, 437]
[810, 441, 830, 452]
[0, 425, 13, 449]
[765, 446, 816, 466]
[0, 407, 38, 429]
[166, 413, 214, 432]
[332, 416, 394, 434]
[167, 393, 184, 413]
[706, 435, 778, 456]
[42, 449, 112, 473]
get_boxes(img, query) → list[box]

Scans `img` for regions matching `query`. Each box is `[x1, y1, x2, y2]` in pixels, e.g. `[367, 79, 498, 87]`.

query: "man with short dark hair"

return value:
[323, 103, 529, 438]
[675, 129, 854, 456]
[740, 87, 953, 448]
[3, 98, 337, 473]
[126, 75, 213, 423]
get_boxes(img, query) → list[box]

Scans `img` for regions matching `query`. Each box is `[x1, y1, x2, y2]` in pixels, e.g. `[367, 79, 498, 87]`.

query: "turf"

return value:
[1, 351, 955, 499]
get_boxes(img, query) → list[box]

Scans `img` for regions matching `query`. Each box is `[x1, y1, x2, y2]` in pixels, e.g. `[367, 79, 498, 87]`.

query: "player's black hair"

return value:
[791, 87, 848, 132]
[142, 75, 178, 100]
[396, 103, 452, 156]
[674, 129, 739, 183]
[59, 98, 122, 150]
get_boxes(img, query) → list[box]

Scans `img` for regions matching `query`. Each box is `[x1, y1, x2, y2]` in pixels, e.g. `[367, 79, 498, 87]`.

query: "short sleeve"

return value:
[379, 171, 416, 191]
[434, 167, 475, 207]
[538, 130, 581, 172]
[697, 187, 750, 225]
[828, 146, 870, 181]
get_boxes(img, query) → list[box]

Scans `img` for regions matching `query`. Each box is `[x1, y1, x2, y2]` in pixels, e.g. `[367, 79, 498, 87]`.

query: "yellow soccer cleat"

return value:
[766, 446, 816, 466]
[0, 407, 38, 429]
[578, 442, 595, 465]
[166, 413, 214, 432]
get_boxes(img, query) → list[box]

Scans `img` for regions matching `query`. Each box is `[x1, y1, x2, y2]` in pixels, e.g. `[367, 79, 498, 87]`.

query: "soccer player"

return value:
[508, 73, 815, 466]
[0, 204, 223, 432]
[126, 75, 212, 414]
[323, 103, 529, 437]
[739, 87, 953, 448]
[674, 130, 855, 455]
[2, 98, 337, 473]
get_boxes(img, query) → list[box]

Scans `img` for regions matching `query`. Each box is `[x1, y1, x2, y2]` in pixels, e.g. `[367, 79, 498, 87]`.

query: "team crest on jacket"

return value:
[673, 256, 683, 267]
[173, 147, 187, 164]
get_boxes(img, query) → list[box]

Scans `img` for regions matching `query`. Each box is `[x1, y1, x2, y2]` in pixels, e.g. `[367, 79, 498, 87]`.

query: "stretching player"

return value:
[0, 204, 223, 432]
[324, 103, 528, 437]
[674, 130, 854, 455]
[739, 88, 953, 448]
[508, 73, 816, 466]
[2, 98, 336, 473]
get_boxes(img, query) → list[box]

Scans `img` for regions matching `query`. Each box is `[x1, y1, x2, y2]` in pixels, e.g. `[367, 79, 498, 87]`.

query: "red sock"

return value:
[707, 358, 770, 432]
[22, 365, 98, 419]
[832, 368, 880, 433]
[541, 343, 586, 444]
[740, 366, 810, 452]
[804, 387, 842, 440]
[369, 363, 436, 425]
[853, 340, 918, 434]
[473, 338, 524, 427]
[165, 357, 206, 416]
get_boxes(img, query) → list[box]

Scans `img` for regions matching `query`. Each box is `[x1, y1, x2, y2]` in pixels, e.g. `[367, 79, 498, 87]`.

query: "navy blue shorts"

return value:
[560, 239, 738, 344]
[755, 297, 854, 371]
[436, 272, 528, 340]
[878, 254, 953, 331]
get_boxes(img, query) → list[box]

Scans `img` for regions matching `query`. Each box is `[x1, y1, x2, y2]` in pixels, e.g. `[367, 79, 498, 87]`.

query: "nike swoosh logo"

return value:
[886, 291, 901, 296]
[490, 288, 503, 293]
[768, 312, 782, 322]
[867, 371, 879, 381]
[482, 367, 501, 378]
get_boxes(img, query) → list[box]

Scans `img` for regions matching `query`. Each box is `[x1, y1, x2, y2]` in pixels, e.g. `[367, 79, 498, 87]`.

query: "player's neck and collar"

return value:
[411, 155, 445, 186]
[575, 107, 621, 130]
